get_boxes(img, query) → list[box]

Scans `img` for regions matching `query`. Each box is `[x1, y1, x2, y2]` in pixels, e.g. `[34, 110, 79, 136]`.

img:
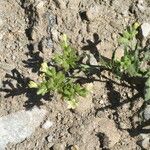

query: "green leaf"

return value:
[37, 84, 48, 95]
[66, 99, 79, 109]
[118, 37, 129, 45]
[144, 77, 150, 101]
[123, 31, 131, 39]
[133, 22, 140, 30]
[40, 62, 49, 73]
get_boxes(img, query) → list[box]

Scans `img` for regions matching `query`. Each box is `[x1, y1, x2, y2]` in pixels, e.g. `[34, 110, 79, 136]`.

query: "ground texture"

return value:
[0, 0, 150, 150]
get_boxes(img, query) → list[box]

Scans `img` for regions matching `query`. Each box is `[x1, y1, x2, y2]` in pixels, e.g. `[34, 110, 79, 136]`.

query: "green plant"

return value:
[101, 23, 150, 102]
[29, 34, 87, 109]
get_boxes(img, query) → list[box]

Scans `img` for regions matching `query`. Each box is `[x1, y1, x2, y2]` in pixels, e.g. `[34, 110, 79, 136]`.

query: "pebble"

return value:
[46, 12, 56, 29]
[41, 37, 53, 49]
[71, 145, 79, 150]
[119, 122, 128, 129]
[89, 53, 98, 66]
[46, 135, 53, 143]
[143, 105, 150, 121]
[52, 143, 66, 150]
[0, 107, 47, 150]
[137, 0, 146, 12]
[42, 120, 53, 129]
[101, 94, 107, 99]
[139, 137, 150, 149]
[141, 23, 150, 38]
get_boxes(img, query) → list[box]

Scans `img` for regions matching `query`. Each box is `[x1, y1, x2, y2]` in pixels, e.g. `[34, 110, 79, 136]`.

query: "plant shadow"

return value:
[22, 43, 43, 73]
[82, 33, 101, 62]
[0, 69, 52, 110]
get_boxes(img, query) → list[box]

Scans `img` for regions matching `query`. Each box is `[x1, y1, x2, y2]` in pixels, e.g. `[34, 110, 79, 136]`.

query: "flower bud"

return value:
[28, 81, 38, 88]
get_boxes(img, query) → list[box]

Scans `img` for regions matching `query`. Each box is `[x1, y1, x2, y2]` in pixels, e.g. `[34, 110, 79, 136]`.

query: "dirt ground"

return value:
[0, 0, 150, 149]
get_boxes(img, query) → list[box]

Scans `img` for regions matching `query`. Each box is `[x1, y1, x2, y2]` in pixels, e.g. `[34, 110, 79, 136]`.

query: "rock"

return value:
[139, 137, 150, 149]
[46, 12, 56, 29]
[140, 133, 149, 140]
[46, 135, 53, 143]
[36, 0, 46, 15]
[89, 53, 98, 66]
[141, 23, 150, 38]
[143, 105, 150, 121]
[52, 143, 66, 150]
[115, 47, 124, 60]
[141, 138, 150, 149]
[70, 145, 79, 150]
[0, 107, 47, 150]
[42, 120, 53, 129]
[51, 28, 59, 42]
[82, 52, 98, 66]
[119, 122, 129, 129]
[41, 37, 53, 49]
[137, 0, 146, 12]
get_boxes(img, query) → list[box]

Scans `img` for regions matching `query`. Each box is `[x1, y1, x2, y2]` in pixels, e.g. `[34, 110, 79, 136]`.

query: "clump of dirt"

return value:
[0, 0, 150, 150]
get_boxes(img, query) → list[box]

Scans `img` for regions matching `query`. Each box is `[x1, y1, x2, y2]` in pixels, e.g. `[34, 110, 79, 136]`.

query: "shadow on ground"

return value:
[0, 69, 52, 110]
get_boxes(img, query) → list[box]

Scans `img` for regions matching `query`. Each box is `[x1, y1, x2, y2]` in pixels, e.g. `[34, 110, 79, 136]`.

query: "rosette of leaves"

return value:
[29, 35, 87, 109]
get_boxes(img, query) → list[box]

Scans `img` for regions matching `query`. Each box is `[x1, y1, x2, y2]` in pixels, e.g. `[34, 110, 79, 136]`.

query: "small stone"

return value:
[139, 138, 150, 149]
[140, 134, 149, 139]
[36, 1, 45, 10]
[101, 94, 107, 99]
[99, 100, 105, 105]
[42, 120, 53, 129]
[141, 23, 150, 38]
[82, 52, 98, 66]
[46, 135, 53, 143]
[48, 142, 54, 148]
[119, 122, 128, 129]
[52, 143, 66, 150]
[36, 0, 46, 15]
[46, 13, 56, 29]
[143, 105, 150, 121]
[137, 0, 146, 12]
[96, 111, 105, 118]
[51, 28, 59, 42]
[0, 107, 47, 150]
[115, 47, 124, 60]
[71, 145, 79, 150]
[41, 37, 53, 49]
[89, 53, 98, 66]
